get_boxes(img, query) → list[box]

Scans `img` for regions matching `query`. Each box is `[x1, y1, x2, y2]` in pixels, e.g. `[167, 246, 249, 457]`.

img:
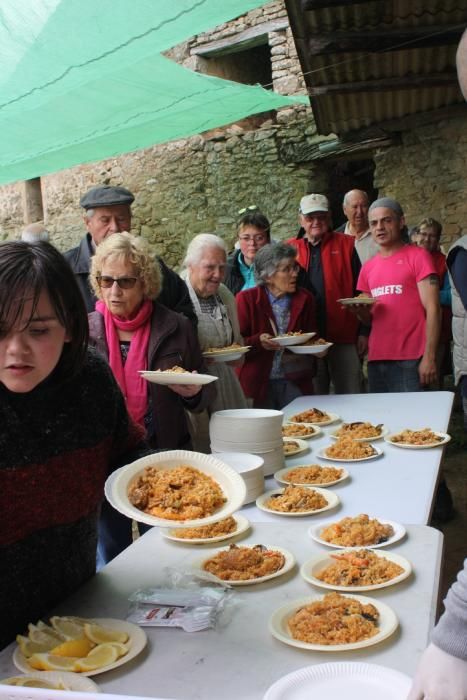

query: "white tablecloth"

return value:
[242, 391, 454, 525]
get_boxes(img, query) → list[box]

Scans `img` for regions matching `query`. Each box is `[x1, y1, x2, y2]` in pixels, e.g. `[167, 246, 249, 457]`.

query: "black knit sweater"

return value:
[0, 348, 148, 649]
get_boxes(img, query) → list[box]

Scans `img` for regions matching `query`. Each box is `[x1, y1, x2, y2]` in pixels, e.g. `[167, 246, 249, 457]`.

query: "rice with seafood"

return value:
[316, 549, 404, 586]
[335, 422, 382, 439]
[288, 592, 379, 645]
[390, 428, 443, 445]
[290, 408, 330, 424]
[266, 485, 328, 513]
[170, 516, 237, 539]
[128, 465, 225, 521]
[320, 514, 394, 547]
[282, 423, 316, 438]
[324, 436, 376, 459]
[283, 440, 301, 455]
[283, 465, 343, 485]
[203, 544, 284, 581]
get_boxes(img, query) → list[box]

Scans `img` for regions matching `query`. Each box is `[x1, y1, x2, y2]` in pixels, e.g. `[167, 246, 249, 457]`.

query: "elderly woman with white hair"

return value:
[236, 242, 318, 409]
[182, 233, 248, 424]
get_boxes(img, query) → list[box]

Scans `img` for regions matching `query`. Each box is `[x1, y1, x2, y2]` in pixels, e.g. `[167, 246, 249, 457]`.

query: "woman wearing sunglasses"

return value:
[89, 232, 214, 562]
[224, 208, 271, 296]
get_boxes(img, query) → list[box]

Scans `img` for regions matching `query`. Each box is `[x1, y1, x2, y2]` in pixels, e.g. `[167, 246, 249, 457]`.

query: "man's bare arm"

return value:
[417, 274, 441, 385]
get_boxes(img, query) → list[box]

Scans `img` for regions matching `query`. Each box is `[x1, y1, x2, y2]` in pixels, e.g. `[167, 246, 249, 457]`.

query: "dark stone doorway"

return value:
[326, 158, 377, 229]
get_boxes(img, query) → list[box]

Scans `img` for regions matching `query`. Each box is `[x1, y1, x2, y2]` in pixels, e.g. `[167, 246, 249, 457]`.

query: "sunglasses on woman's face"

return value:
[96, 275, 138, 289]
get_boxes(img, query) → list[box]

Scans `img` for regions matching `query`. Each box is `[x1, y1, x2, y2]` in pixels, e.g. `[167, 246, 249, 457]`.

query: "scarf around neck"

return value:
[96, 299, 152, 426]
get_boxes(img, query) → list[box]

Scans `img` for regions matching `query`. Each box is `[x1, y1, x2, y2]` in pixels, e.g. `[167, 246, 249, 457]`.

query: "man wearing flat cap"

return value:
[64, 185, 196, 324]
[349, 197, 441, 392]
[287, 193, 365, 394]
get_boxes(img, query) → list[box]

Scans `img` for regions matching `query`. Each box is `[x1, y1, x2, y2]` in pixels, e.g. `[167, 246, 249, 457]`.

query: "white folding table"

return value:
[242, 391, 454, 525]
[0, 522, 443, 700]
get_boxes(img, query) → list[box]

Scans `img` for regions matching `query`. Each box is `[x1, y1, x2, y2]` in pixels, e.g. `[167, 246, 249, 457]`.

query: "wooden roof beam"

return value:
[310, 72, 460, 95]
[308, 25, 464, 55]
[301, 0, 379, 8]
[191, 19, 288, 56]
[341, 103, 467, 140]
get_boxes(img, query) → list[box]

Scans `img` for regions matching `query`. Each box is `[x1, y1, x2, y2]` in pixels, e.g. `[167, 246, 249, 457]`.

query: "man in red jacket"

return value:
[287, 193, 364, 394]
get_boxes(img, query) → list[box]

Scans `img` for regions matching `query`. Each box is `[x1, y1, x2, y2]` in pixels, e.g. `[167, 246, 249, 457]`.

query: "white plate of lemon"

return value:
[14, 616, 147, 677]
[1, 671, 99, 692]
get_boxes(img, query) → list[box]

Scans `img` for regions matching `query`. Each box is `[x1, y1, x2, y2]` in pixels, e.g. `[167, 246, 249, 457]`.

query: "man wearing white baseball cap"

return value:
[288, 193, 365, 394]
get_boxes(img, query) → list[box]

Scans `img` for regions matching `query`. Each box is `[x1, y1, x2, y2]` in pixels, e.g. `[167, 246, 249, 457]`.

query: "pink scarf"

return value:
[96, 299, 153, 426]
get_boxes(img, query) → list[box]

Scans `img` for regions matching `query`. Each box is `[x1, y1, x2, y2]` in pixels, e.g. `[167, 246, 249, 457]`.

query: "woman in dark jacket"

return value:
[88, 232, 215, 563]
[225, 209, 270, 295]
[236, 242, 319, 409]
[89, 233, 214, 448]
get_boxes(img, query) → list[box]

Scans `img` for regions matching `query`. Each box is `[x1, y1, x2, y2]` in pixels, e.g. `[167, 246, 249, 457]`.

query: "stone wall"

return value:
[18, 111, 325, 267]
[373, 115, 467, 247]
[0, 0, 466, 260]
[0, 0, 318, 266]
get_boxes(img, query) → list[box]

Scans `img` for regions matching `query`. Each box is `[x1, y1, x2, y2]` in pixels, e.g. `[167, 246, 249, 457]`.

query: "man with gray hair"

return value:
[348, 196, 441, 392]
[64, 185, 195, 324]
[338, 189, 379, 263]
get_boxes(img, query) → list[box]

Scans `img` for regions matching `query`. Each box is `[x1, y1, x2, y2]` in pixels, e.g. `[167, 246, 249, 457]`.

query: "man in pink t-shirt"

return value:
[346, 197, 440, 392]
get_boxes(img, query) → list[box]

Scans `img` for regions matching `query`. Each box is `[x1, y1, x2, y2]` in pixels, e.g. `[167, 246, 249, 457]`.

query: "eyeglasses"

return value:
[238, 234, 267, 244]
[277, 263, 300, 274]
[238, 205, 258, 215]
[302, 213, 328, 222]
[96, 276, 138, 289]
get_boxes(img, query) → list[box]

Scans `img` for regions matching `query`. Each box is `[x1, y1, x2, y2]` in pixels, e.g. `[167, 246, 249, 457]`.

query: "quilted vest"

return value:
[448, 235, 467, 383]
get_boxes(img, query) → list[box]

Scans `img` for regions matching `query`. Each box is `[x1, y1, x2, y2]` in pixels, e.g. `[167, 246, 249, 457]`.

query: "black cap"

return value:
[80, 185, 135, 210]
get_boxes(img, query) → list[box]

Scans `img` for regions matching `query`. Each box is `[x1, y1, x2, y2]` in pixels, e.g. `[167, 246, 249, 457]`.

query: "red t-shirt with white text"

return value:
[357, 245, 436, 361]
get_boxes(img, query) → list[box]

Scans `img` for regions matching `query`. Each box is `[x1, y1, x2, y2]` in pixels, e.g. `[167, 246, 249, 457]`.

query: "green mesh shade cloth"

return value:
[0, 0, 307, 185]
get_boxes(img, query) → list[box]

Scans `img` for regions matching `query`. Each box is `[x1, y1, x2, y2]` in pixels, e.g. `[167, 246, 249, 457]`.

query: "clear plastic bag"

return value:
[127, 568, 235, 632]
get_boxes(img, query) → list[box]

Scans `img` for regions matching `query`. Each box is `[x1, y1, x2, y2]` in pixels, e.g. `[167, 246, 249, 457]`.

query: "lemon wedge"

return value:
[84, 623, 129, 645]
[107, 642, 129, 658]
[28, 654, 79, 672]
[16, 635, 57, 658]
[27, 624, 64, 645]
[50, 616, 86, 640]
[36, 620, 61, 634]
[22, 679, 66, 689]
[75, 643, 119, 672]
[2, 677, 66, 689]
[50, 638, 94, 658]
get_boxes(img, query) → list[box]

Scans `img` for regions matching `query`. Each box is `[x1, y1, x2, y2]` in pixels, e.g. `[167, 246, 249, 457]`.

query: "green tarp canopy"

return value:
[0, 0, 306, 185]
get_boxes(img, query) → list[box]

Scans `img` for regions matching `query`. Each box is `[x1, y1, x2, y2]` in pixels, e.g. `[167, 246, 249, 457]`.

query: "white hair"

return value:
[183, 233, 227, 267]
[343, 190, 369, 208]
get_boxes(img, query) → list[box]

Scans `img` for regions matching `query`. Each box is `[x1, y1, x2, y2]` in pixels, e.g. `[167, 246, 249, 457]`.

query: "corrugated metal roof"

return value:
[285, 0, 467, 136]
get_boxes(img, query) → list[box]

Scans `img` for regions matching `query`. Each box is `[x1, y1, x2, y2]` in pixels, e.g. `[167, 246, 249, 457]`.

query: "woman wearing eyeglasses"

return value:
[89, 232, 214, 446]
[236, 242, 318, 409]
[88, 232, 215, 563]
[224, 209, 271, 295]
